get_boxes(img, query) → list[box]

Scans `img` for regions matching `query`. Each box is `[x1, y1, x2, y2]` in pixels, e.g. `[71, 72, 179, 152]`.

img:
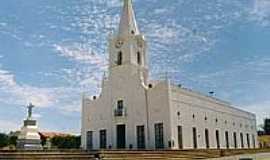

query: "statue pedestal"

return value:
[17, 119, 42, 150]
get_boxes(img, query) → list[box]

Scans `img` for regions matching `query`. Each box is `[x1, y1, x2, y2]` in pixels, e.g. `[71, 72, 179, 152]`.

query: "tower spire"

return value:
[118, 0, 139, 37]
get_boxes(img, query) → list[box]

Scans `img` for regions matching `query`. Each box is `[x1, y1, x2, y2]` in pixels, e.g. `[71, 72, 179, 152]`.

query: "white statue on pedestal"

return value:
[27, 103, 34, 120]
[17, 103, 42, 150]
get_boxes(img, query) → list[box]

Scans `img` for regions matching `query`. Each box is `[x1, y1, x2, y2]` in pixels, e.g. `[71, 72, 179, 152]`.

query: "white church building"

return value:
[81, 0, 257, 150]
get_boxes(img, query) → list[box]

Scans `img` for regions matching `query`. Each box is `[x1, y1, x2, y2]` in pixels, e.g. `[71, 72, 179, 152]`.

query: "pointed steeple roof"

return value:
[118, 0, 139, 37]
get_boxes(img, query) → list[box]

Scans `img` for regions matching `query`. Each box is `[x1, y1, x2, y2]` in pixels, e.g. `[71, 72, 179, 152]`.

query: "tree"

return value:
[264, 118, 270, 135]
[51, 135, 81, 149]
[0, 133, 9, 148]
[8, 135, 17, 146]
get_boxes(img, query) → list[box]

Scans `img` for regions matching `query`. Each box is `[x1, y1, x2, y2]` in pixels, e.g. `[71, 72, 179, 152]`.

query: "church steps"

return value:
[0, 149, 269, 160]
[98, 151, 220, 159]
[0, 151, 96, 160]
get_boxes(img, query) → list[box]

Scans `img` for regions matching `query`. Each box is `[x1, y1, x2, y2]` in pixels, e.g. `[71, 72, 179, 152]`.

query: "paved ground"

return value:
[211, 152, 270, 160]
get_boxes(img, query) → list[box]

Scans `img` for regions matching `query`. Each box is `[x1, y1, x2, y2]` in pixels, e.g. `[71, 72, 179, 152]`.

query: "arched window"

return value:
[137, 52, 141, 65]
[216, 130, 220, 149]
[233, 132, 237, 149]
[205, 129, 210, 149]
[117, 100, 123, 110]
[225, 131, 229, 149]
[117, 51, 122, 65]
[115, 100, 124, 117]
[240, 133, 244, 148]
[192, 127, 197, 149]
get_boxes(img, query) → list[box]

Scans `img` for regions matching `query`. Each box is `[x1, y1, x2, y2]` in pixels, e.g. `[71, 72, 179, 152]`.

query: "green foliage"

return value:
[8, 136, 17, 146]
[41, 137, 46, 146]
[0, 131, 81, 149]
[51, 135, 81, 149]
[0, 132, 18, 148]
[0, 133, 9, 148]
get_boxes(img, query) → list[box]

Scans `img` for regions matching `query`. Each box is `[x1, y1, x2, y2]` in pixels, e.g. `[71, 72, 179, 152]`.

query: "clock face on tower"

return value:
[115, 39, 124, 48]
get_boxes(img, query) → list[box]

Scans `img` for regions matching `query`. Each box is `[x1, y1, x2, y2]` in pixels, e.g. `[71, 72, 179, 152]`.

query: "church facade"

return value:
[81, 0, 257, 150]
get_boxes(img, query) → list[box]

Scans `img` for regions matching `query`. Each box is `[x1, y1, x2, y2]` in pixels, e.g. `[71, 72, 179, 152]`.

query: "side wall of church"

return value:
[168, 85, 258, 149]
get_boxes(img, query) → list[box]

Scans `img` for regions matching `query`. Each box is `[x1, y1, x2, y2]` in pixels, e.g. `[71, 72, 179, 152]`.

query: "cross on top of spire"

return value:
[118, 0, 140, 37]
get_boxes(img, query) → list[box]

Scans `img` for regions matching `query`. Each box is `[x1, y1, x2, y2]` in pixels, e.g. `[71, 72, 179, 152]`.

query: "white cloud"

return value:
[32, 113, 42, 119]
[0, 68, 87, 115]
[0, 68, 81, 112]
[173, 56, 270, 124]
[243, 101, 270, 125]
[0, 120, 19, 133]
[254, 0, 270, 15]
[54, 44, 107, 68]
[52, 42, 108, 97]
[146, 24, 180, 43]
[250, 0, 270, 26]
[153, 8, 167, 14]
[59, 103, 81, 113]
[0, 69, 55, 107]
[0, 44, 106, 113]
[191, 56, 270, 87]
[0, 22, 7, 27]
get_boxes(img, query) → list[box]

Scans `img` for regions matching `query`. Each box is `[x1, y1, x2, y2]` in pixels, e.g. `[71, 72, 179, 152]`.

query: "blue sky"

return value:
[0, 0, 269, 134]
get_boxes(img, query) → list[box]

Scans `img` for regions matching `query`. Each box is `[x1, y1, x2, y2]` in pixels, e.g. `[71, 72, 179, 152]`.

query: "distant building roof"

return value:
[39, 132, 70, 139]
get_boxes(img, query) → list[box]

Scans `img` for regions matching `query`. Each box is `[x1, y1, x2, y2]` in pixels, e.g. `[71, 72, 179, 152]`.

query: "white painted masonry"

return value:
[81, 0, 257, 150]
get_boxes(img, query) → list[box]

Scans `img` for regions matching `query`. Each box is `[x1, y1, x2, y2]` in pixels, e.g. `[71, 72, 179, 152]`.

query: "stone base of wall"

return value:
[211, 152, 270, 160]
[16, 139, 42, 150]
[0, 149, 269, 160]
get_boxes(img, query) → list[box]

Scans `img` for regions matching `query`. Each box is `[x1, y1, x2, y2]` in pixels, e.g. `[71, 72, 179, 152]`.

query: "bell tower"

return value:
[108, 0, 148, 81]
